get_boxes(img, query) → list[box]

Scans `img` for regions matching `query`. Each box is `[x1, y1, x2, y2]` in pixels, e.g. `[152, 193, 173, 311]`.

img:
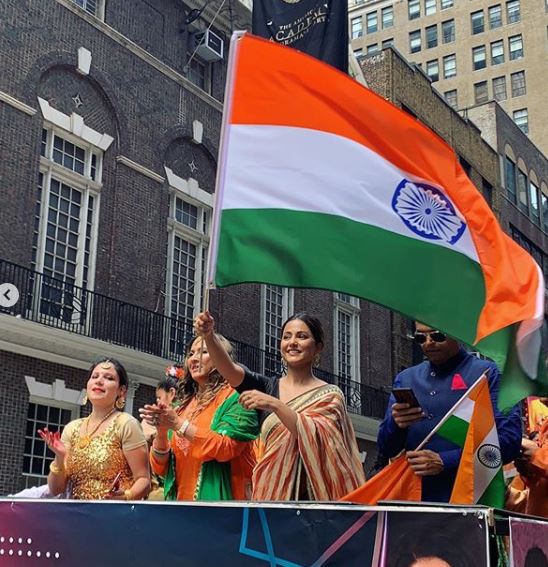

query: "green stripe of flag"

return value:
[437, 415, 470, 448]
[478, 469, 505, 508]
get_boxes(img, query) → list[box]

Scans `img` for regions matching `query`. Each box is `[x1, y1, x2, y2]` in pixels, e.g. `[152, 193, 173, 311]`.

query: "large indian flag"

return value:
[437, 375, 505, 507]
[208, 33, 546, 408]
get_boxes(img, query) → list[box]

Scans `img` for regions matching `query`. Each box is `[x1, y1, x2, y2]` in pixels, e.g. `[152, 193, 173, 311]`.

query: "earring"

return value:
[280, 356, 288, 376]
[115, 397, 125, 410]
[313, 354, 321, 368]
[81, 394, 88, 406]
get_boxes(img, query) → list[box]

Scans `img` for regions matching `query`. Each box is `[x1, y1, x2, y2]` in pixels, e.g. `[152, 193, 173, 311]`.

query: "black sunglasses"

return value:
[414, 331, 447, 344]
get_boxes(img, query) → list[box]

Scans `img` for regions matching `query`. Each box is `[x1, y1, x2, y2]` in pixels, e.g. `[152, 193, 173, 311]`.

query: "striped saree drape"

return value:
[252, 385, 365, 501]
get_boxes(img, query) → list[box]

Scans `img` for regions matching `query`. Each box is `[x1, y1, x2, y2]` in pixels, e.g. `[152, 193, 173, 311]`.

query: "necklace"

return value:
[78, 407, 117, 449]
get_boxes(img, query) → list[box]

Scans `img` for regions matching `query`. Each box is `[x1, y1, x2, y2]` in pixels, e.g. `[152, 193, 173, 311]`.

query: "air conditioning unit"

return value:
[192, 29, 224, 62]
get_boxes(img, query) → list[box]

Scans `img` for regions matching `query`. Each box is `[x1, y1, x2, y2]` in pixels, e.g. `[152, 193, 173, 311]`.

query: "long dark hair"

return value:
[281, 312, 325, 345]
[87, 357, 129, 388]
[176, 334, 235, 419]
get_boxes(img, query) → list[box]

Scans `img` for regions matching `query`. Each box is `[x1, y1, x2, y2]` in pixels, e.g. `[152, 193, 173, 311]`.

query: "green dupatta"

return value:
[164, 391, 259, 501]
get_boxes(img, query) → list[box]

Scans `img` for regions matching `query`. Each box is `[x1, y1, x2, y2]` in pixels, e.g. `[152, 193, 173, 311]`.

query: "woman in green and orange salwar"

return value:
[140, 336, 258, 501]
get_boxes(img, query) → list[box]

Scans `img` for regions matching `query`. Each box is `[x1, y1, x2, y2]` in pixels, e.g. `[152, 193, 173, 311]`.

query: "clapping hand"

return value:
[38, 428, 67, 460]
[139, 402, 179, 431]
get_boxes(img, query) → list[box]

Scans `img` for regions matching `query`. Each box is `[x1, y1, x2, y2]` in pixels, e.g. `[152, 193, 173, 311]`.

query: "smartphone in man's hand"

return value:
[392, 387, 420, 408]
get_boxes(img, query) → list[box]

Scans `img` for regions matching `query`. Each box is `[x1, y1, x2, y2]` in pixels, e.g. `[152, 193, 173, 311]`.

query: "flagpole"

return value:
[199, 30, 246, 369]
[415, 372, 487, 451]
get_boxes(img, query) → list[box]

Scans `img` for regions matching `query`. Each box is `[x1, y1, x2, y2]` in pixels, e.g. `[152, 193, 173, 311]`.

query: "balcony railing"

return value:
[0, 259, 389, 418]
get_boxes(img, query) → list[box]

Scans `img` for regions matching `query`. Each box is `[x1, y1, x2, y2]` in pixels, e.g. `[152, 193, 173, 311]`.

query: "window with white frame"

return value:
[71, 0, 103, 18]
[493, 76, 507, 101]
[334, 293, 360, 384]
[166, 191, 211, 357]
[33, 128, 101, 324]
[509, 34, 523, 60]
[351, 16, 363, 39]
[425, 0, 437, 16]
[473, 45, 487, 70]
[23, 402, 77, 488]
[444, 89, 458, 108]
[442, 19, 455, 43]
[427, 59, 439, 81]
[443, 53, 457, 78]
[513, 108, 528, 133]
[489, 5, 503, 29]
[262, 285, 293, 375]
[409, 30, 422, 53]
[408, 0, 421, 20]
[471, 10, 485, 34]
[474, 81, 489, 104]
[441, 0, 453, 8]
[366, 11, 378, 33]
[382, 6, 394, 28]
[426, 25, 438, 48]
[511, 71, 526, 97]
[491, 40, 504, 65]
[506, 0, 520, 23]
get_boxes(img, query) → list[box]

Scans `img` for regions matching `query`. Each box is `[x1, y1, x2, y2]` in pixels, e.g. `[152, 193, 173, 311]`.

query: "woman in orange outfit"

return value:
[140, 335, 258, 501]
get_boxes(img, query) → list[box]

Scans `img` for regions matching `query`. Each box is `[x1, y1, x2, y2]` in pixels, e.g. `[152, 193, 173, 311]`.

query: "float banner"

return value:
[252, 0, 348, 72]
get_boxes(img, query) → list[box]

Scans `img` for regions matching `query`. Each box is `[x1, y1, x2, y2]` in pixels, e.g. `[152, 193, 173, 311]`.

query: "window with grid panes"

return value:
[511, 71, 526, 97]
[506, 0, 520, 23]
[530, 182, 540, 224]
[366, 11, 378, 33]
[409, 30, 421, 53]
[509, 34, 523, 59]
[473, 45, 486, 70]
[491, 40, 504, 65]
[505, 156, 517, 202]
[351, 16, 363, 38]
[34, 129, 100, 325]
[23, 403, 75, 487]
[427, 59, 439, 81]
[167, 194, 210, 357]
[262, 286, 293, 375]
[444, 89, 458, 108]
[408, 0, 420, 20]
[382, 6, 394, 28]
[425, 0, 437, 15]
[187, 54, 211, 94]
[426, 25, 438, 48]
[474, 81, 489, 103]
[541, 193, 548, 233]
[443, 54, 457, 77]
[334, 293, 360, 386]
[493, 76, 507, 101]
[489, 5, 502, 28]
[442, 19, 455, 43]
[517, 169, 528, 212]
[72, 0, 101, 17]
[441, 0, 453, 8]
[471, 11, 485, 34]
[513, 108, 528, 133]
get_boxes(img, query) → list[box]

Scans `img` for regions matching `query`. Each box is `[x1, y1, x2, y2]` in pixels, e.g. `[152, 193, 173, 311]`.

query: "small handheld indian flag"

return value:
[437, 375, 505, 507]
[208, 32, 545, 409]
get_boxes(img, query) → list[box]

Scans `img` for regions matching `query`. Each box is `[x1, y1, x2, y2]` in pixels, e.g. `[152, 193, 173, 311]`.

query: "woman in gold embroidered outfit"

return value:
[39, 358, 150, 500]
[194, 311, 365, 501]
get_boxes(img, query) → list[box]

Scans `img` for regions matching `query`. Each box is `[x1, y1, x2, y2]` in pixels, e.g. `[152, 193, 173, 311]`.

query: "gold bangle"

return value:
[124, 489, 133, 501]
[49, 461, 64, 475]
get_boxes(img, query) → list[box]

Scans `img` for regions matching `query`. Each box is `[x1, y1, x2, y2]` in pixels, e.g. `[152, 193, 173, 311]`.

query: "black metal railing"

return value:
[0, 259, 389, 418]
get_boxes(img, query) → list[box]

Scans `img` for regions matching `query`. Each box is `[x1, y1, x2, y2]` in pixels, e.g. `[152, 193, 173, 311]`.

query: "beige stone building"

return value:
[349, 0, 548, 155]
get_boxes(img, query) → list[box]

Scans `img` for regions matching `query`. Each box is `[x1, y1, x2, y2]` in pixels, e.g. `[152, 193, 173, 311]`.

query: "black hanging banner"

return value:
[252, 0, 348, 73]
